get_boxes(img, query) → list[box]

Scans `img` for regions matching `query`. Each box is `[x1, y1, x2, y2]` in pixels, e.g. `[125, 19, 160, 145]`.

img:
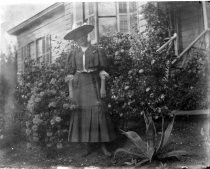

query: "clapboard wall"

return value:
[178, 2, 204, 49]
[16, 4, 67, 73]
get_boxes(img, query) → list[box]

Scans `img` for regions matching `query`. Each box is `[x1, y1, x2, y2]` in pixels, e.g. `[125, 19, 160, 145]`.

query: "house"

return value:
[158, 1, 210, 61]
[7, 2, 146, 75]
[8, 1, 210, 76]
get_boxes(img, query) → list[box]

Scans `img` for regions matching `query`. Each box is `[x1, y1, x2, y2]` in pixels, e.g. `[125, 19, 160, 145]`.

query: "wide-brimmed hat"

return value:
[64, 23, 94, 40]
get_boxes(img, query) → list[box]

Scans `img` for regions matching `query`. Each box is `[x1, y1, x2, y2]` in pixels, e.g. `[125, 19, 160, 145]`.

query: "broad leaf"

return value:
[121, 130, 147, 155]
[156, 115, 165, 153]
[136, 158, 150, 167]
[162, 117, 175, 149]
[157, 150, 188, 160]
[144, 113, 149, 129]
[114, 148, 146, 159]
[146, 120, 156, 161]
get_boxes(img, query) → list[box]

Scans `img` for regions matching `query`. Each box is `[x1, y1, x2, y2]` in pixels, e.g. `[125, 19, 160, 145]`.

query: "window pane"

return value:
[89, 16, 95, 41]
[129, 2, 137, 13]
[98, 2, 116, 16]
[119, 15, 128, 33]
[89, 2, 94, 15]
[85, 2, 88, 19]
[76, 2, 83, 22]
[119, 2, 127, 13]
[29, 42, 36, 59]
[36, 38, 43, 57]
[99, 18, 117, 37]
[130, 13, 137, 33]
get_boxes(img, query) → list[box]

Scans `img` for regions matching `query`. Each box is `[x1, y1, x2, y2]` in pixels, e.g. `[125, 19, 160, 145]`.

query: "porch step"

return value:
[171, 109, 210, 116]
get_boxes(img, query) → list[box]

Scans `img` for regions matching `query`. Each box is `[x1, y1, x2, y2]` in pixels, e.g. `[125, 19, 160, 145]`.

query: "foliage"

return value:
[98, 2, 208, 129]
[114, 113, 188, 166]
[15, 48, 79, 149]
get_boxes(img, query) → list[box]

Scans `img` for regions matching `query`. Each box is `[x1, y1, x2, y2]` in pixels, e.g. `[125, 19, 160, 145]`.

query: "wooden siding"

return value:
[207, 2, 210, 28]
[64, 3, 73, 32]
[179, 2, 204, 49]
[16, 8, 67, 73]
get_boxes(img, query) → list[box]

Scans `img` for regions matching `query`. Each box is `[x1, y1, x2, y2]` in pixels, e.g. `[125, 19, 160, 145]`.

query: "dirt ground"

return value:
[0, 115, 210, 169]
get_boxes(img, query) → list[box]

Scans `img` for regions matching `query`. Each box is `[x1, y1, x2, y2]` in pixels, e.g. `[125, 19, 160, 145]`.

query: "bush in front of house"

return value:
[15, 50, 79, 149]
[98, 2, 208, 129]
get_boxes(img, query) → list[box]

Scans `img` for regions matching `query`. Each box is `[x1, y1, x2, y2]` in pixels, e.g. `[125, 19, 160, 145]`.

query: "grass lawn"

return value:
[0, 116, 209, 169]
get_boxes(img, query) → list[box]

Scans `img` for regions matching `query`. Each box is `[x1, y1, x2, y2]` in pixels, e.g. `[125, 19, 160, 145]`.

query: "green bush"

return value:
[97, 2, 208, 129]
[15, 51, 78, 149]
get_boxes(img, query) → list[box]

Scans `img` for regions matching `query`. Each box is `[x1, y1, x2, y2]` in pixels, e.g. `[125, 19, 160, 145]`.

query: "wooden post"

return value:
[96, 2, 99, 44]
[82, 2, 85, 23]
[202, 1, 210, 139]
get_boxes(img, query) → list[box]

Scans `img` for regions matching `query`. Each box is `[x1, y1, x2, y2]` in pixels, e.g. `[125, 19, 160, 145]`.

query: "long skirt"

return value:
[68, 71, 116, 142]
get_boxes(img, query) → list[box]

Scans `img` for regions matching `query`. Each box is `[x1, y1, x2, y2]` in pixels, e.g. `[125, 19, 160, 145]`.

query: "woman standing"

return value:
[64, 24, 116, 156]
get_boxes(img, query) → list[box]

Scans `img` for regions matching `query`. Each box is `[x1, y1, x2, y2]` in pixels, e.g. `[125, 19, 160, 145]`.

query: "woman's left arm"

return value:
[98, 47, 109, 98]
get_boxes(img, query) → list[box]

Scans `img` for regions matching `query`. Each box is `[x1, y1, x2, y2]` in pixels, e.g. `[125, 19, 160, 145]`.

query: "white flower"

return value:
[48, 102, 57, 108]
[26, 129, 31, 136]
[115, 51, 119, 56]
[50, 78, 56, 85]
[120, 49, 124, 53]
[26, 142, 32, 149]
[151, 60, 155, 65]
[56, 142, 63, 149]
[26, 121, 30, 128]
[125, 86, 129, 90]
[140, 111, 144, 115]
[160, 94, 165, 99]
[33, 118, 40, 124]
[139, 69, 144, 73]
[63, 103, 70, 109]
[32, 125, 38, 131]
[47, 132, 53, 137]
[146, 87, 150, 92]
[55, 116, 61, 123]
[47, 143, 52, 147]
[108, 104, 111, 108]
[50, 119, 55, 125]
[0, 135, 4, 139]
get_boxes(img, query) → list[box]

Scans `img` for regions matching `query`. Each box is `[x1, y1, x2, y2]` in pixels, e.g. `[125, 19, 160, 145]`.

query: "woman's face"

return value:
[76, 34, 88, 47]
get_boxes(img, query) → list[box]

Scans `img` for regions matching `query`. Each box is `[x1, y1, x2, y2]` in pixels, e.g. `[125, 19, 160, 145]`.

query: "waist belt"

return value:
[77, 68, 97, 73]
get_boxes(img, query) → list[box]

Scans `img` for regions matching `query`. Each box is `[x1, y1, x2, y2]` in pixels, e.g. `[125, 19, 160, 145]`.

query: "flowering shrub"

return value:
[16, 50, 79, 149]
[98, 2, 208, 129]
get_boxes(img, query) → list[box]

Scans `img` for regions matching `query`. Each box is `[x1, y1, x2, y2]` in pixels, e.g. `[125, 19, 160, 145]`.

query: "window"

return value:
[19, 35, 51, 73]
[119, 15, 128, 33]
[119, 2, 127, 13]
[84, 2, 96, 43]
[75, 2, 83, 23]
[118, 1, 138, 34]
[129, 2, 137, 13]
[29, 42, 36, 60]
[36, 38, 44, 63]
[98, 2, 116, 16]
[89, 16, 96, 41]
[99, 18, 117, 37]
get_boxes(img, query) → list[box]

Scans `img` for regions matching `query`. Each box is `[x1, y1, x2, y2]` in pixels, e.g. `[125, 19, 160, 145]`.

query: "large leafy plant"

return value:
[16, 51, 78, 149]
[114, 113, 188, 166]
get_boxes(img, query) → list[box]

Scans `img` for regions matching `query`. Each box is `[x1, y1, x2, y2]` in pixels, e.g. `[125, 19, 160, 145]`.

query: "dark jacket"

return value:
[66, 45, 107, 75]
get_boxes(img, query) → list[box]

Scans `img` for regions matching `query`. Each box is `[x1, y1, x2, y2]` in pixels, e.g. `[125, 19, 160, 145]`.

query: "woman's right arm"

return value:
[65, 51, 76, 99]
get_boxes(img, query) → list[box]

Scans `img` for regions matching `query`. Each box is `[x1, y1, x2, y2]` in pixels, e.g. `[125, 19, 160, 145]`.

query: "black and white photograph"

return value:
[0, 1, 210, 168]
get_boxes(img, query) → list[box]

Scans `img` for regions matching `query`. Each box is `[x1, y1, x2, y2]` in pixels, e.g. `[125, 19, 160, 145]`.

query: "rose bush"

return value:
[15, 48, 79, 149]
[98, 2, 208, 129]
